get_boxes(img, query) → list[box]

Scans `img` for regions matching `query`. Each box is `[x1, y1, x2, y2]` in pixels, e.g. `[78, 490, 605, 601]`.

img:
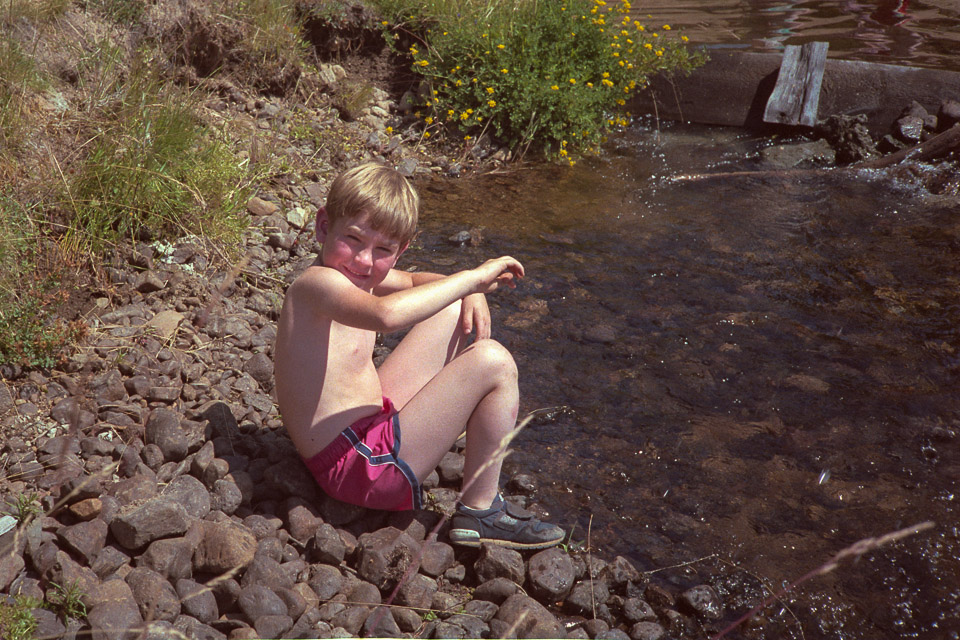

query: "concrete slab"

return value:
[632, 51, 960, 134]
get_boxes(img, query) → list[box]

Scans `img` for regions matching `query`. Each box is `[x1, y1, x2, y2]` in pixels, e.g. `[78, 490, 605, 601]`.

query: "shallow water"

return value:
[408, 124, 960, 638]
[630, 0, 960, 71]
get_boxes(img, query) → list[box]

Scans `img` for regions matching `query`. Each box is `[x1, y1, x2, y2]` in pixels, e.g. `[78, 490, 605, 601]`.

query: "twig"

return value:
[710, 521, 935, 640]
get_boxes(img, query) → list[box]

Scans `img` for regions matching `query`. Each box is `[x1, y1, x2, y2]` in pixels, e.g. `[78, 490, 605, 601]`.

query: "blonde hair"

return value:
[324, 162, 419, 244]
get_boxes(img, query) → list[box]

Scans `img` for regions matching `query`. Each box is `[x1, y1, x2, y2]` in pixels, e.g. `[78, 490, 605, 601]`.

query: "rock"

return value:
[87, 598, 144, 640]
[193, 520, 258, 575]
[437, 451, 464, 482]
[679, 584, 724, 619]
[355, 526, 421, 589]
[140, 536, 195, 580]
[211, 479, 243, 515]
[110, 497, 191, 550]
[143, 309, 184, 340]
[494, 593, 564, 638]
[396, 573, 438, 610]
[894, 115, 925, 144]
[254, 614, 293, 639]
[938, 99, 960, 130]
[0, 553, 25, 591]
[363, 607, 402, 638]
[238, 584, 288, 620]
[174, 578, 218, 624]
[57, 518, 108, 566]
[248, 196, 279, 216]
[310, 522, 347, 566]
[528, 547, 576, 602]
[566, 578, 610, 615]
[68, 497, 103, 521]
[419, 540, 455, 577]
[136, 271, 167, 294]
[474, 576, 520, 604]
[630, 621, 667, 640]
[285, 501, 321, 542]
[160, 474, 211, 519]
[307, 564, 344, 601]
[758, 139, 835, 168]
[242, 352, 274, 391]
[475, 543, 525, 585]
[127, 566, 182, 622]
[145, 409, 189, 462]
[240, 554, 294, 590]
[623, 597, 657, 623]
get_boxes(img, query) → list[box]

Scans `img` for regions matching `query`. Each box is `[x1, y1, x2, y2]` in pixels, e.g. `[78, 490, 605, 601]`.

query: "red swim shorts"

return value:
[302, 398, 422, 511]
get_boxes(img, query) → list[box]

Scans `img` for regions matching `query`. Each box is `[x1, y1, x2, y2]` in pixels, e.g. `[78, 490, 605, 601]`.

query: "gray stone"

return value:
[494, 593, 564, 638]
[193, 519, 257, 575]
[623, 597, 657, 623]
[630, 621, 667, 640]
[241, 554, 294, 590]
[396, 573, 438, 610]
[310, 522, 346, 565]
[176, 578, 219, 624]
[254, 614, 293, 638]
[475, 543, 525, 585]
[140, 536, 195, 580]
[126, 566, 181, 622]
[87, 599, 144, 640]
[363, 607, 402, 638]
[211, 479, 242, 515]
[307, 563, 344, 601]
[58, 518, 108, 566]
[419, 540, 455, 577]
[243, 352, 274, 391]
[145, 409, 188, 462]
[437, 451, 464, 482]
[355, 526, 421, 589]
[110, 497, 190, 550]
[679, 584, 724, 620]
[173, 615, 227, 640]
[566, 579, 610, 614]
[527, 546, 576, 601]
[238, 584, 288, 620]
[160, 474, 211, 519]
[474, 576, 520, 604]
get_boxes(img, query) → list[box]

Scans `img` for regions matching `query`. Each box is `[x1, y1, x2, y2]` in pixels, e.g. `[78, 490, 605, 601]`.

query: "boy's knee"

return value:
[472, 339, 518, 378]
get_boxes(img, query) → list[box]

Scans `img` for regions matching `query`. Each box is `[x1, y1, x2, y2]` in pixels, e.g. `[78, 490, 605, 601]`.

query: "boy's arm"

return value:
[300, 257, 521, 334]
[376, 269, 493, 338]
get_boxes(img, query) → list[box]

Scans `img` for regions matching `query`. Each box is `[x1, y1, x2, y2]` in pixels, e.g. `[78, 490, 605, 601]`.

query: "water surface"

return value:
[630, 0, 960, 71]
[409, 123, 960, 639]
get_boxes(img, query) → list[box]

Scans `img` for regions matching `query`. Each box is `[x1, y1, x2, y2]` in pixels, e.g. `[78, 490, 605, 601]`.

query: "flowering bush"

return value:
[376, 0, 704, 162]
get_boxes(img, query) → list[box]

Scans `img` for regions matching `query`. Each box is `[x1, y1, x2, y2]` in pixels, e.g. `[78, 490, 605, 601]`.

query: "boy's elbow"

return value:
[374, 299, 407, 333]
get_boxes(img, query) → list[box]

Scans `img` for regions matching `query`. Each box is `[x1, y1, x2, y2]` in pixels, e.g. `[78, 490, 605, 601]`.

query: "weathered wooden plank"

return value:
[763, 42, 829, 127]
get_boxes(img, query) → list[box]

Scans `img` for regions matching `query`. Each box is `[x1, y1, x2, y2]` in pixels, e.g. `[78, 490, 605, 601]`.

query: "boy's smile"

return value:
[317, 210, 406, 290]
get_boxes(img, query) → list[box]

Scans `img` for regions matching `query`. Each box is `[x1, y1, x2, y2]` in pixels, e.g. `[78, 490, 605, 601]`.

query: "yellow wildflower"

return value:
[497, 44, 505, 49]
[488, 100, 496, 107]
[424, 131, 431, 138]
[663, 24, 671, 30]
[569, 78, 576, 84]
[425, 116, 433, 124]
[551, 84, 559, 90]
[486, 87, 495, 94]
[501, 68, 509, 73]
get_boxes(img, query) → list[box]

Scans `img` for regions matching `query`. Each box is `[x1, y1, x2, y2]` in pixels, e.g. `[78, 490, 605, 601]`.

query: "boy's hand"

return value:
[473, 256, 524, 294]
[461, 293, 491, 339]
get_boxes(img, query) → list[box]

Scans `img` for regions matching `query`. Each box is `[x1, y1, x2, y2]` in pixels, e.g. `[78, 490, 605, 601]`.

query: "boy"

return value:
[274, 162, 564, 550]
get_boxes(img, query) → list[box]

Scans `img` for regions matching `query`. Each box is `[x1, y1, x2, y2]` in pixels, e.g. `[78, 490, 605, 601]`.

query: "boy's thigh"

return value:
[378, 301, 466, 409]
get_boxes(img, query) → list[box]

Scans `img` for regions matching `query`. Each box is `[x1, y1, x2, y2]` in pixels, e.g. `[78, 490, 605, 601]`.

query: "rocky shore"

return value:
[0, 170, 731, 640]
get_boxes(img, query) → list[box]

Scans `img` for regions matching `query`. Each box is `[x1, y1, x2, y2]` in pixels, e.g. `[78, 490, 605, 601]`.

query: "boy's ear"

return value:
[397, 241, 409, 258]
[316, 206, 329, 242]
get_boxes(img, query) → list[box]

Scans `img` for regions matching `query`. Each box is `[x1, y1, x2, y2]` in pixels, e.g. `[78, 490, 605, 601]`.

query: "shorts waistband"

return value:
[307, 398, 396, 469]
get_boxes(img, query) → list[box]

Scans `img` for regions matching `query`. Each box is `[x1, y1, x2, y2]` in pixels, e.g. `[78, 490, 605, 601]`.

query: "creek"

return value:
[401, 3, 959, 637]
[407, 121, 960, 639]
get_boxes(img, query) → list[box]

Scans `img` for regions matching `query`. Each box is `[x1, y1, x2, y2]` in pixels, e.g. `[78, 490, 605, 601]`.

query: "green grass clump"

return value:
[0, 596, 41, 640]
[0, 198, 83, 369]
[65, 57, 251, 251]
[376, 0, 704, 160]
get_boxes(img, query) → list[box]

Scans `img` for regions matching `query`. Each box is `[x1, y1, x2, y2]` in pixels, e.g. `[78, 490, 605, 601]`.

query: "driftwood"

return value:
[669, 123, 960, 183]
[763, 42, 829, 127]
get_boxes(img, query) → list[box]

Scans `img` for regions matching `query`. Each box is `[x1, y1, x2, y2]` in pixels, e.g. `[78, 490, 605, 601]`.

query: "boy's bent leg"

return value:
[378, 300, 468, 410]
[389, 339, 518, 510]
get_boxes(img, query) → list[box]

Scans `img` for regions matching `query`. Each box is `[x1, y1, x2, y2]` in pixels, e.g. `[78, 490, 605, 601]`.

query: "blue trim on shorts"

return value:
[342, 413, 423, 510]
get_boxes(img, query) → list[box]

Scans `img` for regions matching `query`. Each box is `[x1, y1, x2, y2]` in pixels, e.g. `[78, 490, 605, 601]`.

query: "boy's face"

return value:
[317, 208, 407, 290]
